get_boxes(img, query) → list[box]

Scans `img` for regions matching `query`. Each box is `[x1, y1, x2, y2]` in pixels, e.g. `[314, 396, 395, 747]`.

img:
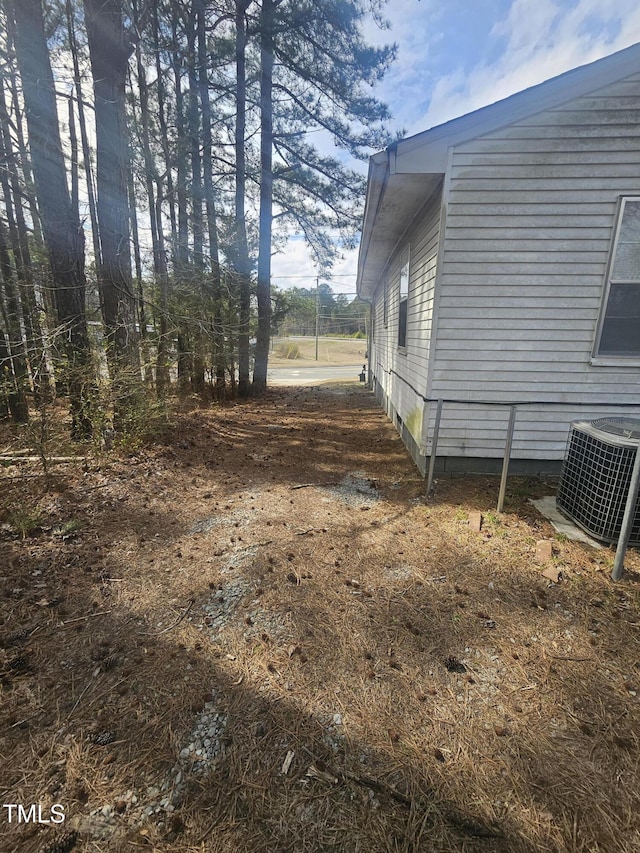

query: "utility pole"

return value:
[315, 276, 320, 361]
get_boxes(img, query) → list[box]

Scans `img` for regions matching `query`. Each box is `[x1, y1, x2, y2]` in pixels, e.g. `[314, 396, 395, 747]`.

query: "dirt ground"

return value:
[1, 383, 640, 853]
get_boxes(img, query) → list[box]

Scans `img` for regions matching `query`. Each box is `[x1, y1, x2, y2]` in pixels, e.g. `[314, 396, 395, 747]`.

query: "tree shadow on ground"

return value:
[1, 384, 639, 852]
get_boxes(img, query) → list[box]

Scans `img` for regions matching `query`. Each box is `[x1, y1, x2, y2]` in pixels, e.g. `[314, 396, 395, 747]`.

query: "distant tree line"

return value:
[273, 285, 368, 338]
[0, 0, 395, 439]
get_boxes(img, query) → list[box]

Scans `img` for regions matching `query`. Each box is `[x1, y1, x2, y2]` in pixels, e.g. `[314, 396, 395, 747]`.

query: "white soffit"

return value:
[357, 169, 442, 298]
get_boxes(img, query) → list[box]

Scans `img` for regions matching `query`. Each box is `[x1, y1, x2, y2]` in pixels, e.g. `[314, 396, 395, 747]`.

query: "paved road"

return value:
[267, 364, 366, 386]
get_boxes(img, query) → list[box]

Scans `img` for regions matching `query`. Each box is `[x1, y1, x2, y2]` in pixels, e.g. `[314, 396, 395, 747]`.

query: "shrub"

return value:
[275, 342, 301, 360]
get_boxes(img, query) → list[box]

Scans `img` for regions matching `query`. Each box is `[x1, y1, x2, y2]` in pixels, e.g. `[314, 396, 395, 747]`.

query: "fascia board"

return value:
[356, 153, 389, 295]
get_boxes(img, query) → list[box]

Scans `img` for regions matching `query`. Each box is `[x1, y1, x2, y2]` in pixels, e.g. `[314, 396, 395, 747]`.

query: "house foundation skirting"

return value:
[372, 377, 563, 479]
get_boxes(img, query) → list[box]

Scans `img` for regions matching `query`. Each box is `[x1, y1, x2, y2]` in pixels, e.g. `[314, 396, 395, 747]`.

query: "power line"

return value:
[271, 274, 355, 279]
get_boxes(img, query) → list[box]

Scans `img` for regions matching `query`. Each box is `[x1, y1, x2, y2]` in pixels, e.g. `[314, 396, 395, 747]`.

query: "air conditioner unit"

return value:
[557, 417, 640, 545]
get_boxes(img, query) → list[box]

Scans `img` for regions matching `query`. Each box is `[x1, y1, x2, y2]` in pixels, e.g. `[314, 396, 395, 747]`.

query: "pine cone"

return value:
[39, 830, 78, 853]
[5, 627, 32, 646]
[444, 656, 466, 673]
[8, 654, 30, 673]
[100, 654, 120, 672]
[88, 730, 116, 746]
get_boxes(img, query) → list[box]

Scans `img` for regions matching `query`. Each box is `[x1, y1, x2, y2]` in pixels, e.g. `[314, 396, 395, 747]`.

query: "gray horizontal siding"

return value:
[457, 139, 640, 156]
[447, 227, 612, 240]
[446, 203, 619, 215]
[441, 283, 602, 297]
[454, 149, 640, 165]
[437, 318, 597, 331]
[424, 401, 640, 460]
[429, 71, 640, 462]
[496, 124, 640, 139]
[370, 186, 442, 446]
[438, 338, 590, 352]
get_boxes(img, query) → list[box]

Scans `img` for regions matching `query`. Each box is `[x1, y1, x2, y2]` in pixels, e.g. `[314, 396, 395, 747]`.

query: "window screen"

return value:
[597, 198, 640, 357]
[398, 246, 410, 349]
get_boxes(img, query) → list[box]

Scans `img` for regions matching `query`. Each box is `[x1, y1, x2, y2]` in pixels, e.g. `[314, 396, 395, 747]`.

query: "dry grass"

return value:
[269, 336, 368, 366]
[1, 383, 639, 852]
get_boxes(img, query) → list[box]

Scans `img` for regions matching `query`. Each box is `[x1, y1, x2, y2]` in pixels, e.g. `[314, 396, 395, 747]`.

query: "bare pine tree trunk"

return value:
[153, 3, 177, 255]
[11, 0, 92, 437]
[197, 0, 224, 398]
[132, 17, 169, 395]
[84, 0, 140, 382]
[151, 3, 175, 398]
[170, 7, 191, 397]
[65, 0, 101, 268]
[154, 184, 171, 397]
[0, 326, 13, 419]
[171, 9, 189, 273]
[0, 220, 29, 422]
[253, 0, 274, 395]
[186, 11, 203, 272]
[236, 0, 252, 398]
[0, 90, 50, 403]
[126, 143, 152, 383]
[185, 9, 205, 396]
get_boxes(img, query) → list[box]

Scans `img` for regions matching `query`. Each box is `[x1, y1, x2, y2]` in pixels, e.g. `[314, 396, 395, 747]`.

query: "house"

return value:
[356, 43, 640, 478]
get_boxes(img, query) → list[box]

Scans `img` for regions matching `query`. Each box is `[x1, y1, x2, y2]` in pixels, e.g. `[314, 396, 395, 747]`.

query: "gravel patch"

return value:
[221, 544, 260, 572]
[243, 606, 291, 641]
[189, 516, 221, 534]
[83, 695, 228, 841]
[314, 710, 347, 755]
[384, 564, 415, 580]
[176, 695, 227, 777]
[323, 472, 380, 508]
[201, 578, 251, 635]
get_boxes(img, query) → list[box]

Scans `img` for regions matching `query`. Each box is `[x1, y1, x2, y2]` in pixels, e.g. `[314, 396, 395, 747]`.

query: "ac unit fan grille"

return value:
[557, 424, 640, 545]
[590, 417, 640, 439]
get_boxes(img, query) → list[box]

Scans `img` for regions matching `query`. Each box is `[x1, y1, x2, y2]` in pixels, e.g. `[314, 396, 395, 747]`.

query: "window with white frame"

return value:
[383, 277, 388, 327]
[595, 197, 640, 358]
[398, 246, 410, 349]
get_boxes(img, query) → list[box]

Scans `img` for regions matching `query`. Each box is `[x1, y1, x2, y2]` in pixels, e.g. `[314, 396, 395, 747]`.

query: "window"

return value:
[383, 277, 388, 327]
[398, 246, 410, 349]
[595, 197, 640, 358]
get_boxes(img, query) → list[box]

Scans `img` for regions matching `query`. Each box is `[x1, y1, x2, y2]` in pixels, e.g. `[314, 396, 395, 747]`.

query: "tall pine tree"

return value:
[250, 0, 396, 391]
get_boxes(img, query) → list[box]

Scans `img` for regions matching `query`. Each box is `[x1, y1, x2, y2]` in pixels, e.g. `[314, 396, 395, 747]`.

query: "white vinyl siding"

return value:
[370, 186, 442, 445]
[428, 72, 640, 460]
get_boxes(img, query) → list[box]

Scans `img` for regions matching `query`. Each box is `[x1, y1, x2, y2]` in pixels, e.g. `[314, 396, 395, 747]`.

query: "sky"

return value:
[271, 0, 640, 297]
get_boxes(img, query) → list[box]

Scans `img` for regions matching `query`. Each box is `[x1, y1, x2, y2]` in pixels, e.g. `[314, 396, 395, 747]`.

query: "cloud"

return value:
[271, 235, 360, 296]
[418, 0, 640, 130]
[284, 0, 640, 287]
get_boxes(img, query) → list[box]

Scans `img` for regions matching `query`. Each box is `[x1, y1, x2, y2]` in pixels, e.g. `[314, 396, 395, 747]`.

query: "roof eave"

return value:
[356, 41, 640, 300]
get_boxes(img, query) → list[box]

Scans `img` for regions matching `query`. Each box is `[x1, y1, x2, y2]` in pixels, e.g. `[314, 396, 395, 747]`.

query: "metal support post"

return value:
[426, 399, 443, 495]
[612, 440, 640, 581]
[497, 406, 517, 513]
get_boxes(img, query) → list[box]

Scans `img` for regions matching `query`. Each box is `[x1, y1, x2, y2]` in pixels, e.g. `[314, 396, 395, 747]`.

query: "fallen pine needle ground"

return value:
[1, 383, 639, 852]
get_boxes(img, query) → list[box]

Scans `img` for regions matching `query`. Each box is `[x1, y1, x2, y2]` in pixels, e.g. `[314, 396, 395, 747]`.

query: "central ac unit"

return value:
[556, 417, 640, 545]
